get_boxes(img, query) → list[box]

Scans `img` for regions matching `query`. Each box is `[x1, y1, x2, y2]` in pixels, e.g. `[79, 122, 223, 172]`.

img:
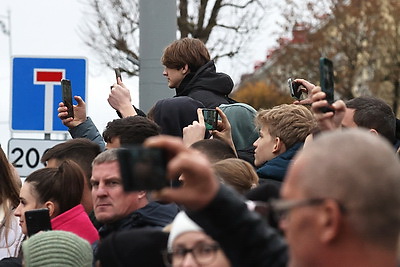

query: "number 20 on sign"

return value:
[8, 139, 64, 178]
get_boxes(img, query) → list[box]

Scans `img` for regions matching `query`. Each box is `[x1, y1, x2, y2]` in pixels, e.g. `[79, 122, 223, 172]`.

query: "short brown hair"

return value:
[161, 37, 210, 72]
[345, 96, 396, 144]
[255, 104, 316, 149]
[41, 138, 101, 180]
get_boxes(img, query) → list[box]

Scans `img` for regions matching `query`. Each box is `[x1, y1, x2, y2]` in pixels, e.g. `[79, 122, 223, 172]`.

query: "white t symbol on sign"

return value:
[33, 69, 65, 132]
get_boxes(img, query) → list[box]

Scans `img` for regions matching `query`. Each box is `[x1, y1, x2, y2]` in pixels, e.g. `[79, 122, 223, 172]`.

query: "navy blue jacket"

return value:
[256, 142, 303, 183]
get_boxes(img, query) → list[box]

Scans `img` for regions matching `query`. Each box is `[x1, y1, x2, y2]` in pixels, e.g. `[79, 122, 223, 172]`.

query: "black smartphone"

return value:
[287, 78, 302, 100]
[202, 108, 218, 130]
[25, 208, 52, 237]
[117, 146, 169, 191]
[61, 79, 74, 118]
[319, 57, 335, 112]
[114, 67, 122, 82]
[113, 67, 125, 117]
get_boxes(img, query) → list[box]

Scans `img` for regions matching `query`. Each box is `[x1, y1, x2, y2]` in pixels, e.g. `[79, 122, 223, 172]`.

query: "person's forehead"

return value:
[92, 161, 120, 179]
[20, 182, 36, 200]
[164, 66, 178, 72]
[260, 125, 270, 134]
[342, 108, 357, 128]
[174, 231, 212, 246]
[106, 136, 121, 149]
[93, 160, 119, 168]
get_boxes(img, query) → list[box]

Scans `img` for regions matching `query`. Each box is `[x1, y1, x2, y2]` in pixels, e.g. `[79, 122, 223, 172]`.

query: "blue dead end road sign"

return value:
[11, 57, 87, 133]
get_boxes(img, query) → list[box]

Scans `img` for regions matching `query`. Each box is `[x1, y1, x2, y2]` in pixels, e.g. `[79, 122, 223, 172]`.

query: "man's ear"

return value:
[318, 200, 343, 244]
[369, 128, 379, 136]
[272, 137, 286, 154]
[44, 201, 56, 218]
[138, 191, 147, 199]
[182, 64, 189, 75]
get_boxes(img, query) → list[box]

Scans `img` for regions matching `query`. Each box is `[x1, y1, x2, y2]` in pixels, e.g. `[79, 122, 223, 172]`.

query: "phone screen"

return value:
[117, 146, 168, 191]
[25, 208, 52, 237]
[319, 58, 334, 104]
[61, 79, 74, 118]
[202, 109, 218, 130]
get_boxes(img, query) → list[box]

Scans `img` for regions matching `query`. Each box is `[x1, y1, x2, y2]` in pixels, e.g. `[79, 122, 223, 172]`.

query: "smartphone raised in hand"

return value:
[117, 146, 169, 191]
[25, 208, 52, 237]
[319, 57, 335, 112]
[113, 67, 125, 118]
[61, 79, 74, 118]
[114, 67, 122, 82]
[287, 78, 302, 100]
[202, 108, 218, 131]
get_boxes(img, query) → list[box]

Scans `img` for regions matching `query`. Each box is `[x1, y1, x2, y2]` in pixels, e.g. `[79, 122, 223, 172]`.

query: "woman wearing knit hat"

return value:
[14, 160, 99, 244]
[165, 211, 231, 267]
[22, 230, 92, 267]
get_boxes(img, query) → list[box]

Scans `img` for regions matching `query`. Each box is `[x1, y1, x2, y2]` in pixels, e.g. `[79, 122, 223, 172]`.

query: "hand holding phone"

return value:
[61, 79, 74, 119]
[110, 68, 122, 91]
[25, 208, 52, 237]
[117, 146, 169, 191]
[202, 109, 218, 131]
[287, 78, 302, 100]
[114, 67, 122, 82]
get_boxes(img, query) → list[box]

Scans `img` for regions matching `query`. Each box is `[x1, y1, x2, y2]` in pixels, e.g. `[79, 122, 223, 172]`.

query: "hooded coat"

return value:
[175, 61, 235, 108]
[152, 96, 205, 137]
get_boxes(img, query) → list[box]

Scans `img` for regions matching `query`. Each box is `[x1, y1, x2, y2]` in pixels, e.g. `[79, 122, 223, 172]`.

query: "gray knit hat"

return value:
[22, 230, 93, 267]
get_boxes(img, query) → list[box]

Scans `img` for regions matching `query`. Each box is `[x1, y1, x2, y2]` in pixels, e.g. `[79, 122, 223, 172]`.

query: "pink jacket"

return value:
[51, 204, 99, 244]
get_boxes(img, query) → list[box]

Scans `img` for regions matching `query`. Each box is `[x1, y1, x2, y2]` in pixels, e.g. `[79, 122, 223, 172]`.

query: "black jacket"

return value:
[175, 61, 235, 108]
[152, 96, 205, 137]
[187, 186, 288, 267]
[99, 201, 179, 239]
[93, 201, 179, 263]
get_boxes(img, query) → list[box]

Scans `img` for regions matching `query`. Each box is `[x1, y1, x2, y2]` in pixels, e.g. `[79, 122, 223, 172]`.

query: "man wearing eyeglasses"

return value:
[147, 128, 400, 267]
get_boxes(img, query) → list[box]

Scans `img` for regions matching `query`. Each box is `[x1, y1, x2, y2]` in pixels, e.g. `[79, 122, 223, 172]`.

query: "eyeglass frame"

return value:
[163, 242, 221, 267]
[250, 198, 346, 223]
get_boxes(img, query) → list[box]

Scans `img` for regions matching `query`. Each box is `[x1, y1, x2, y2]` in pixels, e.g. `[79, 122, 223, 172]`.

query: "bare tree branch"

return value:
[178, 0, 190, 38]
[80, 0, 268, 77]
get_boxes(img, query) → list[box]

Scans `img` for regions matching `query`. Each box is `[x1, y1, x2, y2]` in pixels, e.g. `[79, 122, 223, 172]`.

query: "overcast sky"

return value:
[0, 0, 280, 153]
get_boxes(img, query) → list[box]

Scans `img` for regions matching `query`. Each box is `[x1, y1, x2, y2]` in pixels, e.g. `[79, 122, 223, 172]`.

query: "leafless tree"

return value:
[79, 0, 266, 76]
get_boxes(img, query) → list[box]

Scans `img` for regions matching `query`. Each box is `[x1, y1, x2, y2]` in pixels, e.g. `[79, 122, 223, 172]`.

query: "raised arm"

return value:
[108, 77, 138, 117]
[58, 96, 105, 151]
[145, 136, 288, 267]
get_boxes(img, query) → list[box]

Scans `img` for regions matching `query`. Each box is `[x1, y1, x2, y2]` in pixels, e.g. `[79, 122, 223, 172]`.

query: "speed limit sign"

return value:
[8, 138, 64, 177]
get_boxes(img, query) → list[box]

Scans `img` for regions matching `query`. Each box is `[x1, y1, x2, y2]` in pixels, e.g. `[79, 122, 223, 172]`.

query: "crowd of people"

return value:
[1, 37, 400, 267]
